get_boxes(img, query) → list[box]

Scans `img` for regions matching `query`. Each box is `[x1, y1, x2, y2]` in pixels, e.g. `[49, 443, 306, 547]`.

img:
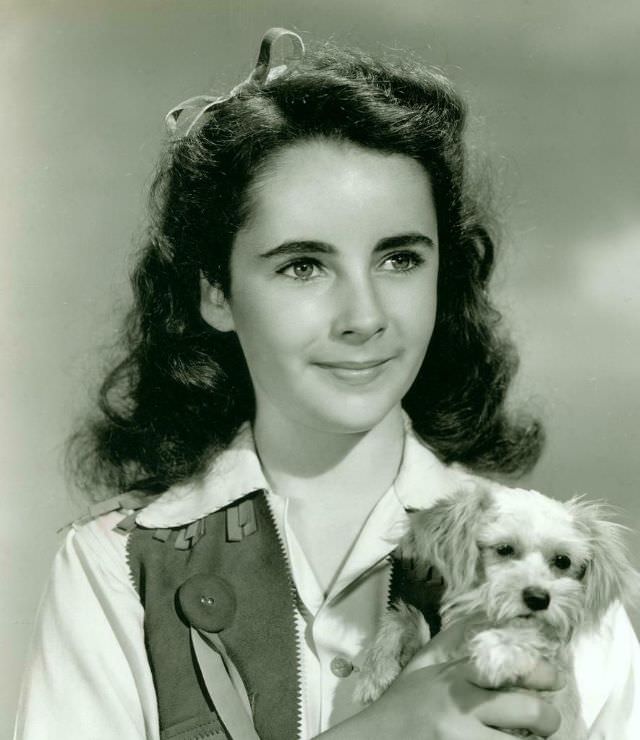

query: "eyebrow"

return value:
[258, 232, 436, 260]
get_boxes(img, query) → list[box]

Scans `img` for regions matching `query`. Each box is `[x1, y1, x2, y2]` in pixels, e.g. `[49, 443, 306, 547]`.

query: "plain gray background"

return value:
[2, 0, 639, 733]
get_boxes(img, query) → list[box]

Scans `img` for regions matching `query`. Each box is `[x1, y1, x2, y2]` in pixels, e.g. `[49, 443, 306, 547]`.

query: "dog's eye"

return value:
[496, 544, 515, 557]
[553, 554, 572, 570]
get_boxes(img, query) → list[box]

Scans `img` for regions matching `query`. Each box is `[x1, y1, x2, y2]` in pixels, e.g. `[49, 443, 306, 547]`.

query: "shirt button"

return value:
[330, 656, 354, 678]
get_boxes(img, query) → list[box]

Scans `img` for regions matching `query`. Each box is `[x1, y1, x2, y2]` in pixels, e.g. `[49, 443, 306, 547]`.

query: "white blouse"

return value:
[14, 420, 640, 739]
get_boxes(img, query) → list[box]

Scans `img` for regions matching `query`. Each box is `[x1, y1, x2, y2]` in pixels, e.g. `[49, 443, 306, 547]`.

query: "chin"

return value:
[310, 400, 402, 436]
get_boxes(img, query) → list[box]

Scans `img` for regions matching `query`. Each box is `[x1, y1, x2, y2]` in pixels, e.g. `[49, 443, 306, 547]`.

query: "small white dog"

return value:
[355, 482, 638, 739]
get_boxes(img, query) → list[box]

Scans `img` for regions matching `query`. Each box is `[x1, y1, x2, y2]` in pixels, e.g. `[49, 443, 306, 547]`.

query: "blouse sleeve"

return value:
[573, 601, 640, 739]
[13, 513, 159, 740]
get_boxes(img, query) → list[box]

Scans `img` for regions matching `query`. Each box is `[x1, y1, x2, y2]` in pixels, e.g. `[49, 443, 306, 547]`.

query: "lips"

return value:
[314, 358, 393, 386]
[316, 358, 392, 370]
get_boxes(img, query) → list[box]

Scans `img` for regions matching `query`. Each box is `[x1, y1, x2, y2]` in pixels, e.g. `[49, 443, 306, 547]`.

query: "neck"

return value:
[252, 405, 406, 507]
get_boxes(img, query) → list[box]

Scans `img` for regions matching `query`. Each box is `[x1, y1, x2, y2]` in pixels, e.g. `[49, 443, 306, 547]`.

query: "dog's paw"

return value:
[353, 655, 403, 704]
[354, 600, 430, 704]
[469, 628, 541, 688]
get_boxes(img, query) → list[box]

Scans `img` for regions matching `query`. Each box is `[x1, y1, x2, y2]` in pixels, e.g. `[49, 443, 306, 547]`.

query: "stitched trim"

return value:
[160, 713, 227, 739]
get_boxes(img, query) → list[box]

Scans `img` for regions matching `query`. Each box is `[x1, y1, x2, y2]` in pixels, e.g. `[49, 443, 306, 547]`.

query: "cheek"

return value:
[230, 284, 325, 366]
[396, 278, 438, 349]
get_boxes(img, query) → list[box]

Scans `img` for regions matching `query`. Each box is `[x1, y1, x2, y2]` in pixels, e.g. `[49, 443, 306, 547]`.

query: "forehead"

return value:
[482, 488, 583, 549]
[241, 138, 437, 244]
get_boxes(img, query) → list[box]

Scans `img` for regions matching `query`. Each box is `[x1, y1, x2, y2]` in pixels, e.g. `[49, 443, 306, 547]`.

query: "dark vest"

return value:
[126, 489, 444, 740]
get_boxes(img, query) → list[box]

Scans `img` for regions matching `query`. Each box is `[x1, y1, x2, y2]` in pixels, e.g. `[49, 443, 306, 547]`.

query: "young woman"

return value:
[15, 28, 640, 740]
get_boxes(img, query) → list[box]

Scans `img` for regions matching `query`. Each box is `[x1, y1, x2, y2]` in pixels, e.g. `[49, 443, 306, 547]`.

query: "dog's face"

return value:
[474, 488, 593, 638]
[404, 483, 637, 639]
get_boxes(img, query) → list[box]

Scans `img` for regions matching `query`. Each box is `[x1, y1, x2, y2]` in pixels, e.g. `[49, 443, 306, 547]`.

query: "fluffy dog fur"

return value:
[355, 482, 638, 739]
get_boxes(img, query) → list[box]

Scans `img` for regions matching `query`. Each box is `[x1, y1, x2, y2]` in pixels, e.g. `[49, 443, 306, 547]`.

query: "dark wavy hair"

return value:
[68, 42, 544, 498]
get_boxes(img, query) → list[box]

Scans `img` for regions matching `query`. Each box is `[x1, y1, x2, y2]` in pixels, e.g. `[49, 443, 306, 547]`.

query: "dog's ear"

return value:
[567, 498, 640, 624]
[402, 482, 492, 593]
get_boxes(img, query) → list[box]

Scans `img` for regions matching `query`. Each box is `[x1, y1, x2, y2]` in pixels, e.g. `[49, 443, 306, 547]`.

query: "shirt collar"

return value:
[321, 417, 471, 596]
[136, 422, 268, 529]
[136, 411, 467, 529]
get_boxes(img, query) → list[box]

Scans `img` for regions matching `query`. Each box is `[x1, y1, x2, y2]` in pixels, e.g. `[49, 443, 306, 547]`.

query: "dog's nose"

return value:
[522, 586, 550, 611]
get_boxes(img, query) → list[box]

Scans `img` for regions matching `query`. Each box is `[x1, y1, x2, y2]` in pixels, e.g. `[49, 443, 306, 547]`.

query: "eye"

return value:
[495, 544, 515, 557]
[278, 258, 323, 281]
[552, 554, 572, 570]
[381, 251, 425, 273]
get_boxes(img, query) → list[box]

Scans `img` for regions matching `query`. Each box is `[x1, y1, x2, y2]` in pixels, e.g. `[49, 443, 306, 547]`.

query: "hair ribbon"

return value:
[165, 27, 305, 139]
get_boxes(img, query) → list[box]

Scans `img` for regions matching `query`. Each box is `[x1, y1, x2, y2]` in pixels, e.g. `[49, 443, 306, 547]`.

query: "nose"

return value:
[522, 586, 550, 612]
[332, 272, 387, 341]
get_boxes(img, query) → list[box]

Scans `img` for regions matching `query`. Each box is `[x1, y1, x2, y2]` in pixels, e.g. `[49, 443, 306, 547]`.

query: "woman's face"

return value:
[201, 138, 439, 435]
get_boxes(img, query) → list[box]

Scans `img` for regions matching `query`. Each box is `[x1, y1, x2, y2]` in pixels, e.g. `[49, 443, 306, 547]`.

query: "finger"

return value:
[404, 647, 466, 674]
[406, 622, 469, 667]
[475, 691, 561, 737]
[464, 658, 564, 692]
[406, 616, 486, 670]
[430, 615, 486, 650]
[468, 720, 534, 740]
[461, 724, 525, 740]
[515, 660, 566, 692]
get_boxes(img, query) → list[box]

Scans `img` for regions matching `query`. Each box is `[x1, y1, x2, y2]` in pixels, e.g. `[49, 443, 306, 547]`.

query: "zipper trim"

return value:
[385, 553, 396, 610]
[263, 491, 305, 740]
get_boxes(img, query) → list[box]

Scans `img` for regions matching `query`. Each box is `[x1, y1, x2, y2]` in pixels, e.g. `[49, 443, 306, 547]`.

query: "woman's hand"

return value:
[319, 657, 561, 739]
[318, 618, 563, 739]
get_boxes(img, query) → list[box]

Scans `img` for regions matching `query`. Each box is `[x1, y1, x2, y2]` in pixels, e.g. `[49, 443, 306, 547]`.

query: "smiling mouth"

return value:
[315, 358, 393, 384]
[316, 358, 393, 370]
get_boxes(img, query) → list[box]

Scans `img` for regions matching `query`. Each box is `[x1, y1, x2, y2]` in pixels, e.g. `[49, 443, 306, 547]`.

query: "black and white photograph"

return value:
[4, 1, 640, 738]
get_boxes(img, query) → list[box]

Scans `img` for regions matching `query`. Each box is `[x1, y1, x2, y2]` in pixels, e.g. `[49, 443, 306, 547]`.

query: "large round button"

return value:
[177, 573, 236, 632]
[330, 656, 354, 678]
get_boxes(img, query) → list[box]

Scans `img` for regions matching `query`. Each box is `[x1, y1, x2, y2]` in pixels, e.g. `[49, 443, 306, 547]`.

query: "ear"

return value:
[199, 272, 235, 333]
[567, 497, 640, 624]
[402, 482, 492, 593]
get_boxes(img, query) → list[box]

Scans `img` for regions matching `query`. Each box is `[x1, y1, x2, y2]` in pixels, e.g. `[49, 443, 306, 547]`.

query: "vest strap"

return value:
[191, 628, 260, 739]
